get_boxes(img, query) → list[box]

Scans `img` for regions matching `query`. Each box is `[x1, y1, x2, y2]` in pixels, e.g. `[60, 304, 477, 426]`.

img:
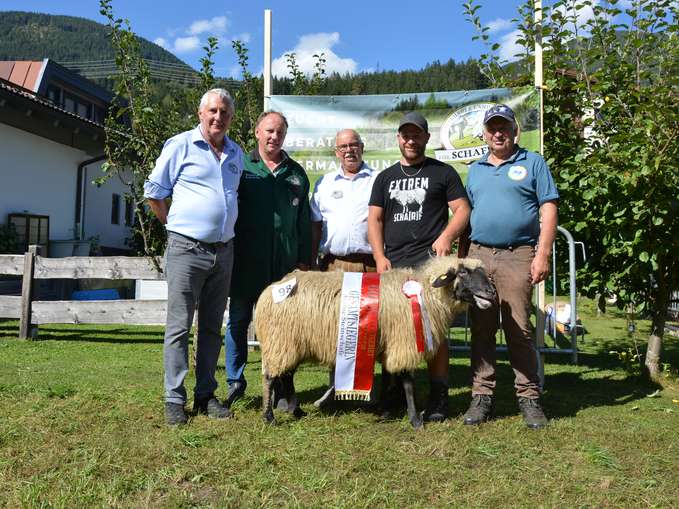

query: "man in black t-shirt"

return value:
[368, 111, 470, 422]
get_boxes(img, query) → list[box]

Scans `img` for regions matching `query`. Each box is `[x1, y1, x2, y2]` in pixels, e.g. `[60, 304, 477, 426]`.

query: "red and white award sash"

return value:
[335, 272, 380, 400]
[402, 279, 434, 353]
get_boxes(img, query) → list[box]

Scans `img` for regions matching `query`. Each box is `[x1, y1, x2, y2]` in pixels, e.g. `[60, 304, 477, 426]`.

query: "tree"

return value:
[98, 1, 257, 259]
[464, 0, 678, 380]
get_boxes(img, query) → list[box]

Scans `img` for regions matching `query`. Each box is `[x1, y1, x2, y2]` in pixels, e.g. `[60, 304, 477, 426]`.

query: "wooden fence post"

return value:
[19, 245, 39, 339]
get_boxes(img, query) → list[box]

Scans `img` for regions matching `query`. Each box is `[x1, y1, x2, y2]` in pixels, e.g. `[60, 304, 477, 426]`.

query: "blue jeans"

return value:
[224, 295, 256, 389]
[163, 233, 233, 404]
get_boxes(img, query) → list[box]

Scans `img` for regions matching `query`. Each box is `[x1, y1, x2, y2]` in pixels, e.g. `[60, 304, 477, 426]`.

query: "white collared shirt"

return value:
[310, 163, 376, 256]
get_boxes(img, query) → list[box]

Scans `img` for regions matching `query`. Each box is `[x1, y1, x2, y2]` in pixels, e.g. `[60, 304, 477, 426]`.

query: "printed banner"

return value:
[335, 272, 380, 400]
[269, 86, 539, 182]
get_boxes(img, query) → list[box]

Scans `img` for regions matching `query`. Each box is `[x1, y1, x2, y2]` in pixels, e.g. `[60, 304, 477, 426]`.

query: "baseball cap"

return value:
[398, 111, 428, 133]
[483, 104, 516, 124]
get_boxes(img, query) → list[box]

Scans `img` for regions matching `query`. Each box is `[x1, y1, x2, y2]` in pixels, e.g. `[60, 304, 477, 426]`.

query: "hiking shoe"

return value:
[194, 395, 233, 419]
[423, 380, 449, 422]
[165, 402, 188, 426]
[463, 394, 494, 425]
[225, 381, 246, 407]
[518, 397, 548, 429]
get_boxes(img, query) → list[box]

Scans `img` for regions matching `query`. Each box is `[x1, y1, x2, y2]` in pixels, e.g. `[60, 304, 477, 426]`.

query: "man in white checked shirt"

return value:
[311, 129, 377, 272]
[309, 128, 376, 407]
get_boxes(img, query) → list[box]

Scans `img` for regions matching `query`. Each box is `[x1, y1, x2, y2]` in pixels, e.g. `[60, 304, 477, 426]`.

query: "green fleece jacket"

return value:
[229, 149, 311, 300]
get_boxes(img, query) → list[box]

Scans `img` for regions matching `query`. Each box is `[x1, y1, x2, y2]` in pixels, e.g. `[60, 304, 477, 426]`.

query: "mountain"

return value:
[0, 11, 192, 74]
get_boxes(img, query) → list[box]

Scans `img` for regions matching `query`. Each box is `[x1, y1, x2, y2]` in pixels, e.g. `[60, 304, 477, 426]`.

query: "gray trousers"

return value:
[164, 232, 234, 404]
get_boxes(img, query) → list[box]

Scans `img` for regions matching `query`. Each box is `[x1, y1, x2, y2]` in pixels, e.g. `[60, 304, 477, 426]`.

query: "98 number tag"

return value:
[272, 277, 297, 303]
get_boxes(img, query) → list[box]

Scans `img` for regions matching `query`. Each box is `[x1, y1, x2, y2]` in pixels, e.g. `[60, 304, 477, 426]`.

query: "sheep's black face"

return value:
[432, 266, 496, 309]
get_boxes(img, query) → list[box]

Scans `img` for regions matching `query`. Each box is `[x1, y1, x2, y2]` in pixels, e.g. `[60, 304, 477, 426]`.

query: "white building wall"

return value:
[0, 123, 80, 240]
[82, 165, 133, 250]
[0, 122, 132, 251]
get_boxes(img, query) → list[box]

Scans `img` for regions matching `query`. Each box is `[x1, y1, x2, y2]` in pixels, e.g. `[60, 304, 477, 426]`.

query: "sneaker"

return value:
[225, 381, 246, 407]
[194, 395, 233, 419]
[423, 380, 449, 422]
[165, 402, 188, 426]
[518, 397, 548, 429]
[462, 394, 494, 425]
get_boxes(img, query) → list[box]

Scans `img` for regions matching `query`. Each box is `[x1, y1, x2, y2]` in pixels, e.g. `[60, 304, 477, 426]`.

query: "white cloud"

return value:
[188, 16, 228, 35]
[271, 32, 357, 78]
[153, 37, 168, 49]
[487, 18, 513, 34]
[173, 36, 201, 53]
[231, 32, 251, 44]
[498, 29, 524, 62]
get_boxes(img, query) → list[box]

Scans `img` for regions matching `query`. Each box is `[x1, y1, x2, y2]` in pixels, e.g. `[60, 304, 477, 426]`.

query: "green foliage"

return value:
[284, 52, 328, 95]
[609, 347, 643, 376]
[274, 57, 488, 96]
[98, 0, 216, 259]
[228, 40, 262, 153]
[465, 0, 679, 376]
[0, 11, 185, 65]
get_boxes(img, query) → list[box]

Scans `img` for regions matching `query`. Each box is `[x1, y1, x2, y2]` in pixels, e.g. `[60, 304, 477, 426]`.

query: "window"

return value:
[8, 213, 49, 254]
[46, 84, 62, 105]
[124, 197, 135, 226]
[111, 194, 120, 225]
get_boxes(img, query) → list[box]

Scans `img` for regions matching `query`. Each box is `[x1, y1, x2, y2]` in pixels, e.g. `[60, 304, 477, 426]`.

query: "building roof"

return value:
[0, 60, 45, 92]
[0, 77, 105, 129]
[0, 76, 105, 156]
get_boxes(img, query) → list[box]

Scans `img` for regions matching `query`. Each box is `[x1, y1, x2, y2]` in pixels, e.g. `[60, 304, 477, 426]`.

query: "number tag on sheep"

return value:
[255, 255, 496, 429]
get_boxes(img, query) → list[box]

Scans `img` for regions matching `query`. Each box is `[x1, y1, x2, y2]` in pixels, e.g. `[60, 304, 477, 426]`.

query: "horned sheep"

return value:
[254, 255, 495, 428]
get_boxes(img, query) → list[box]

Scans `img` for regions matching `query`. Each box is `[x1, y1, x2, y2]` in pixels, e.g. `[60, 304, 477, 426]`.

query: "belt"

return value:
[323, 252, 376, 265]
[472, 241, 533, 252]
[172, 232, 230, 250]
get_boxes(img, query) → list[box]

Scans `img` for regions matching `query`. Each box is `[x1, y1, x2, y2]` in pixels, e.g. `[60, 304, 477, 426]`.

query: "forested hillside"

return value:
[0, 11, 487, 96]
[276, 58, 489, 95]
[0, 11, 186, 65]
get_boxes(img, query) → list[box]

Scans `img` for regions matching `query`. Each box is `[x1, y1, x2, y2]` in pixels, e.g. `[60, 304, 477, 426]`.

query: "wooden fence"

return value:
[0, 246, 166, 339]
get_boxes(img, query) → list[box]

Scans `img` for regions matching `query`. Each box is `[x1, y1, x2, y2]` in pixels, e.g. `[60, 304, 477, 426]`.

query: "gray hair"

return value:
[256, 110, 289, 129]
[335, 128, 363, 145]
[199, 88, 234, 115]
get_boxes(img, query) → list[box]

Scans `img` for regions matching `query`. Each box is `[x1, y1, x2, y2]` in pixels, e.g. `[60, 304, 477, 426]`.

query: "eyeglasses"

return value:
[335, 142, 362, 153]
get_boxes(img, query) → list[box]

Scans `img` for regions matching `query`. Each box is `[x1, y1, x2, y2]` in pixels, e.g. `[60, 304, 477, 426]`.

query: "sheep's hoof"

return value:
[292, 407, 307, 419]
[262, 412, 276, 425]
[411, 417, 424, 430]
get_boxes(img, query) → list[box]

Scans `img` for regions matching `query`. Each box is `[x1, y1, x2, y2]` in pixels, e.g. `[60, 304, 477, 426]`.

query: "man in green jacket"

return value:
[224, 111, 312, 405]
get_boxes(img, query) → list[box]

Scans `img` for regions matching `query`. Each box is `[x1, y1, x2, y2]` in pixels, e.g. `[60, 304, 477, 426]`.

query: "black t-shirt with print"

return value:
[369, 157, 468, 268]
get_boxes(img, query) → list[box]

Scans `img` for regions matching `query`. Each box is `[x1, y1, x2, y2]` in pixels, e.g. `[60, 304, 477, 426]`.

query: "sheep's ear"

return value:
[431, 268, 457, 288]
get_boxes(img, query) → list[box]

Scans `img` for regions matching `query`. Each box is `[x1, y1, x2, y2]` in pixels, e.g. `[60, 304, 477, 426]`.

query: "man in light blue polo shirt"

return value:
[463, 104, 558, 429]
[144, 88, 244, 426]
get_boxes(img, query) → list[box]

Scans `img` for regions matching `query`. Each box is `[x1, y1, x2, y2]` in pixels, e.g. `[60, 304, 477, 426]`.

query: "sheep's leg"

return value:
[261, 372, 276, 425]
[281, 371, 306, 419]
[401, 373, 423, 430]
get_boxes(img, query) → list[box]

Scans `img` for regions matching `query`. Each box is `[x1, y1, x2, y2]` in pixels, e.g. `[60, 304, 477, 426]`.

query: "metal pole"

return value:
[263, 9, 272, 110]
[558, 226, 579, 363]
[533, 0, 546, 390]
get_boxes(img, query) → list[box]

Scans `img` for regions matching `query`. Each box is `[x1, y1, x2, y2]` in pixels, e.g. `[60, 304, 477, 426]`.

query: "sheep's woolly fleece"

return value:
[255, 256, 483, 376]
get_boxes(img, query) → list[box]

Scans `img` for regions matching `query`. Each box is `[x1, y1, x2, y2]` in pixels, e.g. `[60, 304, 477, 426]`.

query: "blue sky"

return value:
[2, 0, 601, 78]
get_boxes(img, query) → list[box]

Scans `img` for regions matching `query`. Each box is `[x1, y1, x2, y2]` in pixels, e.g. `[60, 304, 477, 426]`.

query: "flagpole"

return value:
[263, 9, 272, 110]
[534, 0, 547, 389]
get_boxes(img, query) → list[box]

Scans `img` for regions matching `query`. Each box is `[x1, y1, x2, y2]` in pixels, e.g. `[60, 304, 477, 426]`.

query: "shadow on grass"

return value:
[0, 323, 164, 344]
[254, 359, 661, 423]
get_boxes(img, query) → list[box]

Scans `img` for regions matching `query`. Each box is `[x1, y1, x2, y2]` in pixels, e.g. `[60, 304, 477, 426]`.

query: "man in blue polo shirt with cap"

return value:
[462, 104, 558, 429]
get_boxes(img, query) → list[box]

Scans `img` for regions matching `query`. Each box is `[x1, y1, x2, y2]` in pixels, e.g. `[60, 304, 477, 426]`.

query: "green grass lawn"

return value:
[1, 300, 678, 508]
